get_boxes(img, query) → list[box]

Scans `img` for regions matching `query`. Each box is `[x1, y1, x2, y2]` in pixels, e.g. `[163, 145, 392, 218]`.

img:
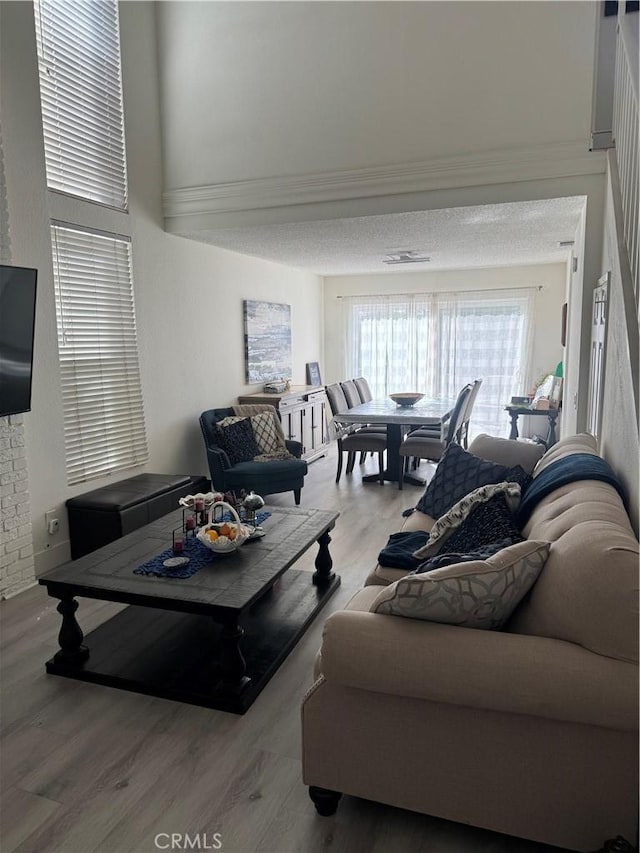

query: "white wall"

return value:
[0, 1, 323, 575]
[159, 1, 597, 187]
[324, 263, 567, 390]
[598, 157, 639, 534]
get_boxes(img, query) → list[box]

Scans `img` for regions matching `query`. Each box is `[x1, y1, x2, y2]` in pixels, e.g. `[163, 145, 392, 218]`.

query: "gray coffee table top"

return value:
[40, 505, 339, 614]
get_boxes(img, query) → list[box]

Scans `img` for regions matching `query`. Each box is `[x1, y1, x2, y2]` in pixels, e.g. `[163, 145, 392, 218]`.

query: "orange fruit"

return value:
[207, 529, 218, 541]
[219, 523, 231, 537]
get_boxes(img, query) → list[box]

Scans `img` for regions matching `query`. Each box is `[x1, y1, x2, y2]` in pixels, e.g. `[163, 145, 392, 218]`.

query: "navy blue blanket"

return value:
[517, 453, 624, 525]
[378, 531, 430, 569]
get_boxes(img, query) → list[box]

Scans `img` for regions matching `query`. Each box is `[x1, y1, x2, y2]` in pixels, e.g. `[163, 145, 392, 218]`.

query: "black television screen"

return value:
[0, 265, 38, 417]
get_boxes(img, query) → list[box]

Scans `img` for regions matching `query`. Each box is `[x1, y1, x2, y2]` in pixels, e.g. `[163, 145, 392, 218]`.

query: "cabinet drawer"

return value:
[279, 396, 305, 410]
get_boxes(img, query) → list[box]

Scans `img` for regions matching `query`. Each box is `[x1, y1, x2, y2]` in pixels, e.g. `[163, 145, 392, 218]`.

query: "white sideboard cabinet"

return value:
[237, 385, 330, 462]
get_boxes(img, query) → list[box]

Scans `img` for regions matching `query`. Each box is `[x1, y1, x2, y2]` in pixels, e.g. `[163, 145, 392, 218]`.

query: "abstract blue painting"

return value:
[244, 300, 292, 383]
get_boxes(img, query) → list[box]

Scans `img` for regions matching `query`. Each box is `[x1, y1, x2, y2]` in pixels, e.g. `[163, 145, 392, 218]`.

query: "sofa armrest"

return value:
[319, 610, 638, 731]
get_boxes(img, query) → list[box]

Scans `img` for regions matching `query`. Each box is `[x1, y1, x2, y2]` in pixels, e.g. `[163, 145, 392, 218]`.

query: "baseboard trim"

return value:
[34, 539, 71, 575]
[1, 579, 37, 600]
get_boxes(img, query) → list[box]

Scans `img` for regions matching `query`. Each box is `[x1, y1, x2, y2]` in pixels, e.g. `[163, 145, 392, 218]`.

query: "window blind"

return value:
[51, 223, 148, 485]
[34, 0, 128, 209]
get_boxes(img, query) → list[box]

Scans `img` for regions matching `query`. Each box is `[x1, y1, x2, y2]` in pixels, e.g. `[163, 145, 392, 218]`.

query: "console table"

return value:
[505, 405, 560, 447]
[238, 385, 330, 462]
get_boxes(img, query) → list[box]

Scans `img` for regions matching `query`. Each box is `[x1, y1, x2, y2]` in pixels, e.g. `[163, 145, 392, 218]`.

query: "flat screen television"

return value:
[0, 265, 38, 418]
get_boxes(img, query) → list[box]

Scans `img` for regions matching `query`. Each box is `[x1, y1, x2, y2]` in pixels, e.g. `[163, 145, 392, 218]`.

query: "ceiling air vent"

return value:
[383, 250, 432, 265]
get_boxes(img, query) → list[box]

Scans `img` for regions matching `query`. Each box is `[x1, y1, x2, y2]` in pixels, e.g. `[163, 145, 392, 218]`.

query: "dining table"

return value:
[334, 396, 456, 486]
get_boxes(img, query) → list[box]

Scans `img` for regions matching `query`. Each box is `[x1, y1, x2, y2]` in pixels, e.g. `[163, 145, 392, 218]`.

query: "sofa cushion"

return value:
[508, 479, 640, 664]
[371, 540, 550, 630]
[216, 417, 261, 464]
[415, 443, 530, 519]
[469, 434, 545, 473]
[413, 481, 522, 559]
[365, 564, 410, 586]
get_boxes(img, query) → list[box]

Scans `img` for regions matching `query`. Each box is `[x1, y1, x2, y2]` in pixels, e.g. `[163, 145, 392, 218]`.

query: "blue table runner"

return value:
[133, 510, 271, 579]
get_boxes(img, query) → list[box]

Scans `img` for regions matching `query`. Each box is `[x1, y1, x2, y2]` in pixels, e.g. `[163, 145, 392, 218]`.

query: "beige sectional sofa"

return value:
[302, 434, 639, 852]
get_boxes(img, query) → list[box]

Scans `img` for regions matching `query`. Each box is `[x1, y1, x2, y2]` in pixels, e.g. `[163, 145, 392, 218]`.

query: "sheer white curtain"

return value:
[344, 289, 535, 438]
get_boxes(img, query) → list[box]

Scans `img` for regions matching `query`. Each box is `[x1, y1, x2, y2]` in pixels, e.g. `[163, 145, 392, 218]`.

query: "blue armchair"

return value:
[199, 407, 307, 504]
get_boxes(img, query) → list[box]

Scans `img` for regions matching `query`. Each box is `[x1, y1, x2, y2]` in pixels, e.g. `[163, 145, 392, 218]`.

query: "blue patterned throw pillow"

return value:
[416, 443, 531, 519]
[217, 417, 260, 465]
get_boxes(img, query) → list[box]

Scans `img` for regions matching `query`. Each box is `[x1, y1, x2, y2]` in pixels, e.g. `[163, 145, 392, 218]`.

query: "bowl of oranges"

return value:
[196, 501, 251, 555]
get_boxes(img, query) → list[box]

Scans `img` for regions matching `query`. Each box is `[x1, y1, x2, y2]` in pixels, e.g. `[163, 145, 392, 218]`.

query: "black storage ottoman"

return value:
[66, 473, 210, 559]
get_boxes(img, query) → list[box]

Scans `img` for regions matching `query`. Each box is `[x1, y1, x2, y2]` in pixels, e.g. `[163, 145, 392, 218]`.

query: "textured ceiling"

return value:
[183, 197, 586, 277]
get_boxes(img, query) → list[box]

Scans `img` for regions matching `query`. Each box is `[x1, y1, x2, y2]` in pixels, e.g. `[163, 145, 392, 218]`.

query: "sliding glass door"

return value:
[345, 289, 534, 438]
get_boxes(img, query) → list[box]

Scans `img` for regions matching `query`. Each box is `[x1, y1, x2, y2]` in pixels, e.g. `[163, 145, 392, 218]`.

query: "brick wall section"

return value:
[1, 414, 36, 597]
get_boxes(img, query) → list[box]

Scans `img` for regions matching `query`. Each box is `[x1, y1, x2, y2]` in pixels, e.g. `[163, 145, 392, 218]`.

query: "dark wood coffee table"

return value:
[39, 506, 340, 713]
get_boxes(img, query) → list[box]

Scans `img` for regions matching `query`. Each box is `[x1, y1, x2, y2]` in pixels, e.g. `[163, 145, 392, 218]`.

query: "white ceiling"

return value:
[182, 197, 586, 277]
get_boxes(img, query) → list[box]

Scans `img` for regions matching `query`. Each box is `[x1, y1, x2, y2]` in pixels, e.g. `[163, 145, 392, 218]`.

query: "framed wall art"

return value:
[305, 361, 322, 386]
[243, 300, 292, 383]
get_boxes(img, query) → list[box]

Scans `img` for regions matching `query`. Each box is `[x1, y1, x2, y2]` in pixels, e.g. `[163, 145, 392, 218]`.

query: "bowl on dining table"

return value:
[389, 392, 424, 407]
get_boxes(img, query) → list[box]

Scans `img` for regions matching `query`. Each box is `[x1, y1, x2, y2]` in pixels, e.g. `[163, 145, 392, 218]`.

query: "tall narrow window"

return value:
[345, 289, 534, 438]
[51, 223, 147, 485]
[34, 0, 128, 209]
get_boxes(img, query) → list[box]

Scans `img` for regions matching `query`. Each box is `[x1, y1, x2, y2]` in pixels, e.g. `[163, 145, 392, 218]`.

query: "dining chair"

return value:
[397, 383, 473, 489]
[353, 377, 373, 403]
[325, 383, 387, 483]
[341, 377, 387, 463]
[458, 378, 483, 448]
[340, 379, 362, 408]
[339, 379, 386, 433]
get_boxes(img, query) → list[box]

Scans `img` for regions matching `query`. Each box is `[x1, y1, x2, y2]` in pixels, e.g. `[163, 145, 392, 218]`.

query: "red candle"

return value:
[195, 499, 204, 512]
[185, 516, 196, 530]
[173, 537, 184, 554]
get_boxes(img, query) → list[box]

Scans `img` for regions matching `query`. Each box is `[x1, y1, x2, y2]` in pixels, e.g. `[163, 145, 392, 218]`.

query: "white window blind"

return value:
[51, 223, 147, 485]
[34, 0, 128, 209]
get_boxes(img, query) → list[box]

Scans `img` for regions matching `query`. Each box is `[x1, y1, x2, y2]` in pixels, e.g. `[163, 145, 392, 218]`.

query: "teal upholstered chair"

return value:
[199, 408, 307, 504]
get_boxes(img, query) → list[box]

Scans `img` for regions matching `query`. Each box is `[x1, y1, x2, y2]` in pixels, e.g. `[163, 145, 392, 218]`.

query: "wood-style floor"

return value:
[0, 447, 568, 853]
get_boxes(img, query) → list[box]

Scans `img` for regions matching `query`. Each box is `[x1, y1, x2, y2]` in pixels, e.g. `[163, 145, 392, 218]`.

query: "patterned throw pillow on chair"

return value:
[415, 442, 531, 520]
[216, 418, 261, 465]
[218, 411, 286, 456]
[371, 540, 550, 630]
[250, 410, 286, 454]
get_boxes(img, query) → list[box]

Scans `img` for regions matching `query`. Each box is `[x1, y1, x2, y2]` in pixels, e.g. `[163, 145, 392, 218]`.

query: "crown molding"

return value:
[163, 141, 606, 228]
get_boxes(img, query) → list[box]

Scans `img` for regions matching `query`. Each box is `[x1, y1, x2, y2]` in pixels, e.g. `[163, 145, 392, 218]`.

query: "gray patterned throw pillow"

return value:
[371, 540, 550, 630]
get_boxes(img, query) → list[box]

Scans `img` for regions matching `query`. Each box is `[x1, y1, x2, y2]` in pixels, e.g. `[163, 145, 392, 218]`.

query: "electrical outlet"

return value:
[45, 510, 60, 536]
